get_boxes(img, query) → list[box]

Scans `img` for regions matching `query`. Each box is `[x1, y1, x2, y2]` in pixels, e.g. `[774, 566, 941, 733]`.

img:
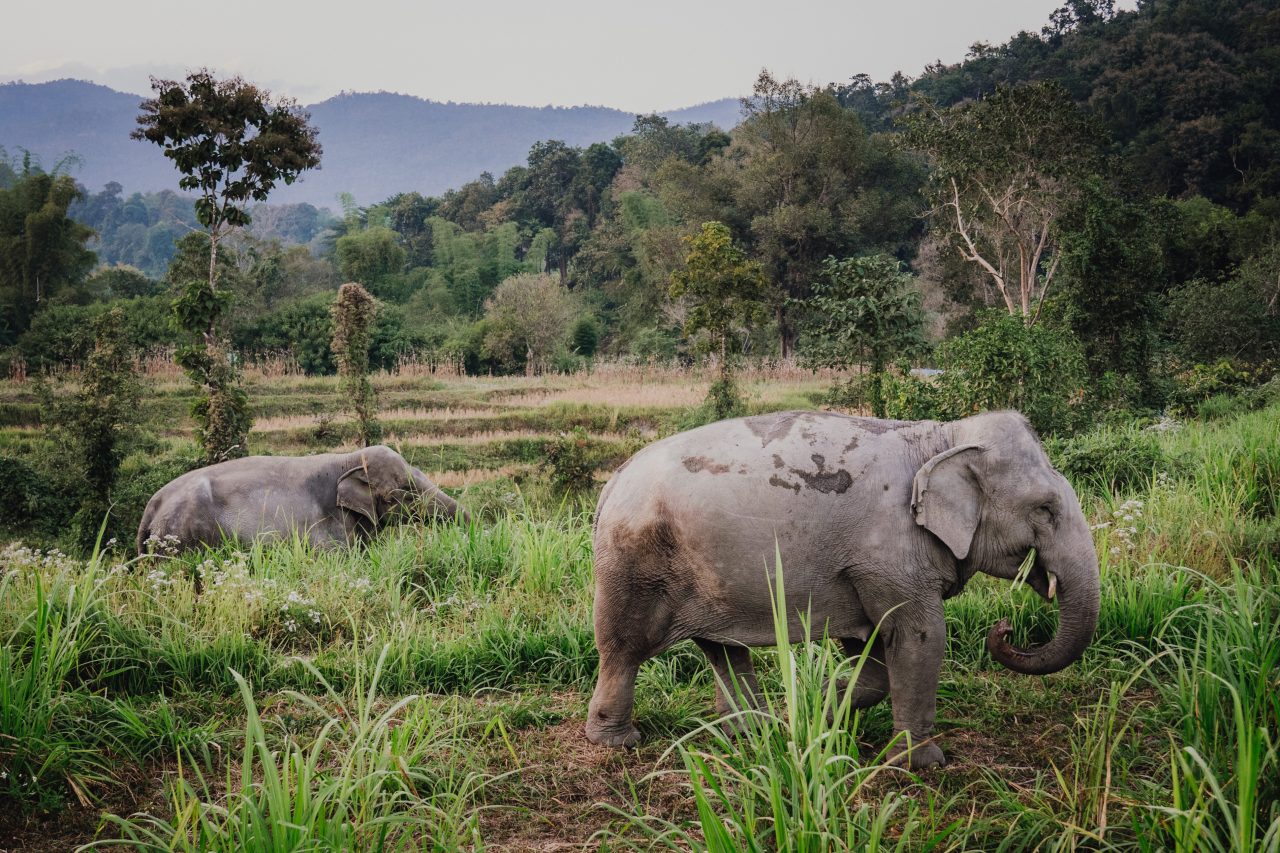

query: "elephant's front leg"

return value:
[884, 603, 947, 769]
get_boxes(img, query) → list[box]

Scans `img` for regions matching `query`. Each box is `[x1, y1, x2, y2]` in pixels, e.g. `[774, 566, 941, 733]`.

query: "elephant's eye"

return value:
[1033, 504, 1055, 524]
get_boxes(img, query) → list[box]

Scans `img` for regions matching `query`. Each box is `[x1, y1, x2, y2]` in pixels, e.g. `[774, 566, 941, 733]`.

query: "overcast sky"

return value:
[2, 1, 1133, 112]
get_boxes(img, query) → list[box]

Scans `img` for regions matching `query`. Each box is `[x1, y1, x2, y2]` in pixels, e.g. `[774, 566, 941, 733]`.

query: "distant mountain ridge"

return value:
[0, 79, 742, 208]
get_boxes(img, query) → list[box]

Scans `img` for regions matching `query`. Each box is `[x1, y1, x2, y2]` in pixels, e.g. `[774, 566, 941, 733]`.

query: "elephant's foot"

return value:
[886, 736, 945, 770]
[585, 717, 641, 748]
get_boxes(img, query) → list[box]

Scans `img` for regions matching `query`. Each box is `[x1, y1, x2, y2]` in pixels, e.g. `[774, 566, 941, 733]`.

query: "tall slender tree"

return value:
[134, 69, 321, 463]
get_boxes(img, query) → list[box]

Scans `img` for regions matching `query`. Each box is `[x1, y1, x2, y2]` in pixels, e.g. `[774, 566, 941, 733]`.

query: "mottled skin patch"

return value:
[772, 454, 785, 469]
[745, 412, 800, 447]
[682, 456, 731, 475]
[768, 474, 801, 493]
[789, 453, 853, 495]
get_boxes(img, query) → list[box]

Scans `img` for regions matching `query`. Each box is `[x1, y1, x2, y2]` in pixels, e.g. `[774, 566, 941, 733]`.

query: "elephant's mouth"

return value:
[1024, 558, 1059, 602]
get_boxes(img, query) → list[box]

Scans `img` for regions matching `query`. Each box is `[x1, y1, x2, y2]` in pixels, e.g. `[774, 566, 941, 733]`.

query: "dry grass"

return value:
[500, 383, 708, 410]
[426, 465, 530, 487]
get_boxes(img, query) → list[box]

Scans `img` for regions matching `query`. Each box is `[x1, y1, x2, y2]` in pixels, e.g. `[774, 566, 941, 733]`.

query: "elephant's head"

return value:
[337, 445, 470, 528]
[912, 411, 1100, 676]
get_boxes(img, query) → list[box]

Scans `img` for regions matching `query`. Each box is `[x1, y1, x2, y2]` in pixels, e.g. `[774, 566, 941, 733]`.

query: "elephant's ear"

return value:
[912, 444, 985, 560]
[337, 464, 378, 525]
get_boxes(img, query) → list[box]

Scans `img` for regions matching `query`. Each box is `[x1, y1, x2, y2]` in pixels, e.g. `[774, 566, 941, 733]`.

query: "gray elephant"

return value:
[586, 409, 1100, 768]
[137, 445, 469, 553]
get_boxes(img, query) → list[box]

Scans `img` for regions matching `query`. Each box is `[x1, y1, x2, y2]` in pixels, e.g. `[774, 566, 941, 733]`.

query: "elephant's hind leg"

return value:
[586, 646, 643, 747]
[838, 636, 891, 709]
[694, 638, 762, 724]
[587, 564, 665, 748]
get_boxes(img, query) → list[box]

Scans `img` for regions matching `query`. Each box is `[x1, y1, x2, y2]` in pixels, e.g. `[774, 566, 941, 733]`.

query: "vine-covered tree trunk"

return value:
[332, 282, 380, 446]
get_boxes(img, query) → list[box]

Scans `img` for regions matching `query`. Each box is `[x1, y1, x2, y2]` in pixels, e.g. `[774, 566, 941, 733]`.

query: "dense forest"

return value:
[2, 0, 1277, 408]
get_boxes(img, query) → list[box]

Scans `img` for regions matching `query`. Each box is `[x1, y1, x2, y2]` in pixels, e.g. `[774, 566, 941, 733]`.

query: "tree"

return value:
[335, 226, 407, 291]
[670, 221, 770, 416]
[41, 308, 142, 549]
[86, 264, 157, 299]
[331, 283, 381, 446]
[1055, 178, 1165, 391]
[665, 71, 920, 355]
[134, 69, 321, 463]
[134, 69, 322, 315]
[902, 81, 1104, 324]
[1165, 241, 1280, 366]
[0, 162, 96, 344]
[482, 273, 578, 374]
[801, 255, 927, 418]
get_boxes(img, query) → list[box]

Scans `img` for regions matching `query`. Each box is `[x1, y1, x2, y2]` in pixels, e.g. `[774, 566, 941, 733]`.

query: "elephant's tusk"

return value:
[1047, 572, 1058, 600]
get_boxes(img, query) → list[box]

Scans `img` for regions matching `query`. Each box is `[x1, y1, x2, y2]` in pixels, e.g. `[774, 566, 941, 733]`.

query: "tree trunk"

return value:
[776, 304, 796, 358]
[206, 229, 220, 345]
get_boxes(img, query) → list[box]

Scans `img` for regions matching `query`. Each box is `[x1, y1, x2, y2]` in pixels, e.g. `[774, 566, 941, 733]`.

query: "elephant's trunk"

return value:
[410, 469, 472, 525]
[986, 520, 1100, 676]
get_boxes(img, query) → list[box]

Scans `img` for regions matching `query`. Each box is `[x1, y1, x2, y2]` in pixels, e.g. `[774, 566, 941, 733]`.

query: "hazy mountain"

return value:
[0, 80, 742, 208]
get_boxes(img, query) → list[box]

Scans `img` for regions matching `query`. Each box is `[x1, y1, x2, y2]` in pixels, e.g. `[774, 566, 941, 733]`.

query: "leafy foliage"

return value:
[669, 222, 770, 367]
[801, 255, 926, 417]
[935, 311, 1088, 435]
[542, 427, 597, 495]
[0, 164, 96, 344]
[173, 275, 251, 465]
[37, 309, 142, 548]
[482, 273, 579, 374]
[902, 81, 1105, 322]
[133, 70, 322, 239]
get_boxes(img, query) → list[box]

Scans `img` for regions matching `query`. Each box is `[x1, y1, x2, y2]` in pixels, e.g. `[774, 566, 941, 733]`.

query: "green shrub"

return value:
[1167, 359, 1258, 415]
[1044, 425, 1170, 495]
[823, 371, 942, 421]
[1084, 370, 1148, 426]
[935, 312, 1088, 435]
[0, 456, 55, 534]
[542, 427, 597, 494]
[17, 297, 173, 369]
[882, 370, 943, 420]
[234, 295, 335, 375]
[675, 374, 748, 430]
[569, 315, 600, 357]
[331, 283, 381, 447]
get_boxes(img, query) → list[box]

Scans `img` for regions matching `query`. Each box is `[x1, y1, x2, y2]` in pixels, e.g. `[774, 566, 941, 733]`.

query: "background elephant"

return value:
[137, 445, 469, 553]
[586, 409, 1100, 768]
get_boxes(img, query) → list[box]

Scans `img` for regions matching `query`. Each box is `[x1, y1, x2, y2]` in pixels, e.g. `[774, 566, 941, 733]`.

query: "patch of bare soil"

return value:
[0, 761, 170, 852]
[477, 716, 693, 852]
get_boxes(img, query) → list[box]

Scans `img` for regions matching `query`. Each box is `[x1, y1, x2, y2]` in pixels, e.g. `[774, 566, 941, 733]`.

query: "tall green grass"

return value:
[0, 563, 116, 810]
[93, 646, 497, 852]
[1, 400, 1276, 847]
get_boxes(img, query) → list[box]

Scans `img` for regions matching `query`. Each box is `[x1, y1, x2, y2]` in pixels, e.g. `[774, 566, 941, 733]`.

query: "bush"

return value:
[542, 427, 597, 494]
[1165, 265, 1280, 366]
[935, 312, 1088, 435]
[235, 296, 335, 375]
[1165, 359, 1275, 417]
[17, 297, 173, 369]
[0, 456, 56, 534]
[1082, 370, 1148, 426]
[569, 315, 600, 357]
[1044, 425, 1171, 495]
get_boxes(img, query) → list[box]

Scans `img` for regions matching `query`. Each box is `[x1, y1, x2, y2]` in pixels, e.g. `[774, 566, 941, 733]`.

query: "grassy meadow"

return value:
[1, 363, 1277, 851]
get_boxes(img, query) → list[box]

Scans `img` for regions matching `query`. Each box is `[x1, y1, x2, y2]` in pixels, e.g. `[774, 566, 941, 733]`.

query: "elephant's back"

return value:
[604, 410, 929, 514]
